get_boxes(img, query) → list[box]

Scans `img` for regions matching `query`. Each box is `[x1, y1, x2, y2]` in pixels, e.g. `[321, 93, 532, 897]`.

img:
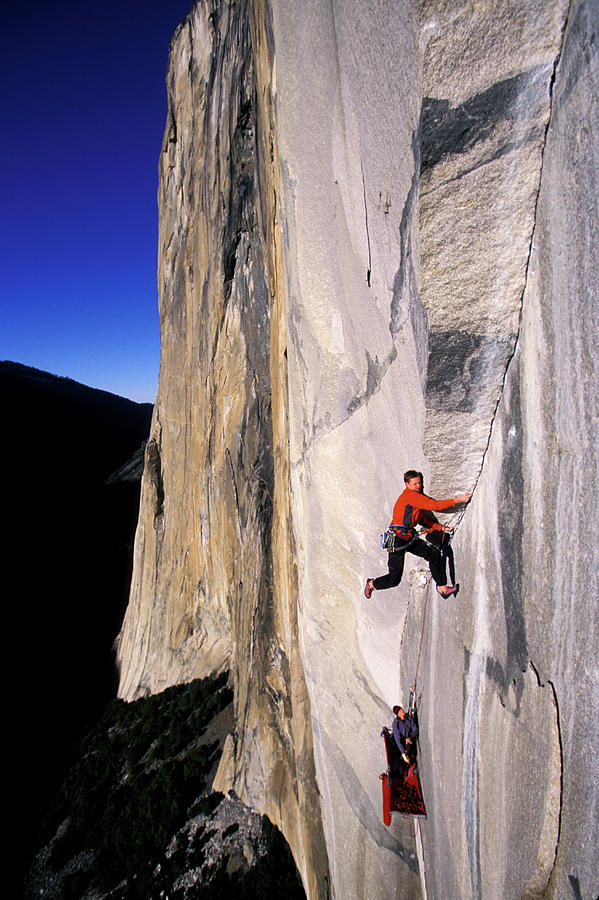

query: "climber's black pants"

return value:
[372, 538, 447, 590]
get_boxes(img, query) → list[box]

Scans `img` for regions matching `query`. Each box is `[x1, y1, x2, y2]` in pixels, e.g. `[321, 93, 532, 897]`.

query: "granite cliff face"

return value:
[117, 1, 599, 897]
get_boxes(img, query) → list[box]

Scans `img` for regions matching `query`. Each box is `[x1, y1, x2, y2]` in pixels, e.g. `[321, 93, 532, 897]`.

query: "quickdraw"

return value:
[380, 528, 418, 553]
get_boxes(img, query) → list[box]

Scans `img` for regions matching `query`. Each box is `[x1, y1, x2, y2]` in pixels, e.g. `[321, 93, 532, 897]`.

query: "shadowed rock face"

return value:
[117, 1, 598, 898]
[1, 361, 153, 891]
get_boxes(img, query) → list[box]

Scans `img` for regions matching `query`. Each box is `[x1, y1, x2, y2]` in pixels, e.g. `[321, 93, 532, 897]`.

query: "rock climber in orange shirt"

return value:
[364, 470, 472, 599]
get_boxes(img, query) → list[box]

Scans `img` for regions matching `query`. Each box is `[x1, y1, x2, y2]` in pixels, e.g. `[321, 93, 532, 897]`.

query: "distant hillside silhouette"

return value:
[1, 361, 153, 891]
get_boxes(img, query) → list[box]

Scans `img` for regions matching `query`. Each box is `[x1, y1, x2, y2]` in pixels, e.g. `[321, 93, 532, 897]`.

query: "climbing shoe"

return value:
[437, 584, 459, 598]
[364, 579, 374, 599]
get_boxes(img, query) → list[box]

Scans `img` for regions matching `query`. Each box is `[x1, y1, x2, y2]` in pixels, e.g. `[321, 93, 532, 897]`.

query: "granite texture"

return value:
[117, 1, 598, 897]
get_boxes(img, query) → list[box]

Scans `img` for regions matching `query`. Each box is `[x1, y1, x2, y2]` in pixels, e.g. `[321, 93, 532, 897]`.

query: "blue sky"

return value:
[1, 0, 193, 402]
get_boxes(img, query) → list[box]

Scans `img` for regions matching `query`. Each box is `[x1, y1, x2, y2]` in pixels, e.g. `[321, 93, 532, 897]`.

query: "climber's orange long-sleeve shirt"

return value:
[391, 488, 457, 538]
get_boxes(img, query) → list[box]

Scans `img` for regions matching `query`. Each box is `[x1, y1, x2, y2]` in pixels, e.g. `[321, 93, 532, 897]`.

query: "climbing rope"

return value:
[407, 525, 457, 710]
[445, 503, 468, 533]
[402, 503, 466, 714]
[408, 575, 433, 714]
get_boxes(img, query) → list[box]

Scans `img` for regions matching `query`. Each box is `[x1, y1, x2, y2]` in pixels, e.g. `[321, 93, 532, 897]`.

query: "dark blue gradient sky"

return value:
[1, 0, 193, 402]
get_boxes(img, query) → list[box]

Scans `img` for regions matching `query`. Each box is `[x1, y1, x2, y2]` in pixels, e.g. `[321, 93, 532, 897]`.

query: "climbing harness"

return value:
[381, 522, 418, 553]
[380, 528, 419, 553]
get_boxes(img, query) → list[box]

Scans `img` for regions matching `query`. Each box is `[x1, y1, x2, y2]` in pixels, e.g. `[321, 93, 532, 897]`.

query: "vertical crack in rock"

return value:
[424, 0, 574, 503]
[224, 95, 255, 301]
[487, 4, 570, 501]
[390, 132, 421, 341]
[145, 437, 165, 521]
[164, 102, 177, 148]
[360, 160, 372, 286]
[418, 0, 573, 502]
[522, 664, 565, 899]
[225, 447, 241, 527]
